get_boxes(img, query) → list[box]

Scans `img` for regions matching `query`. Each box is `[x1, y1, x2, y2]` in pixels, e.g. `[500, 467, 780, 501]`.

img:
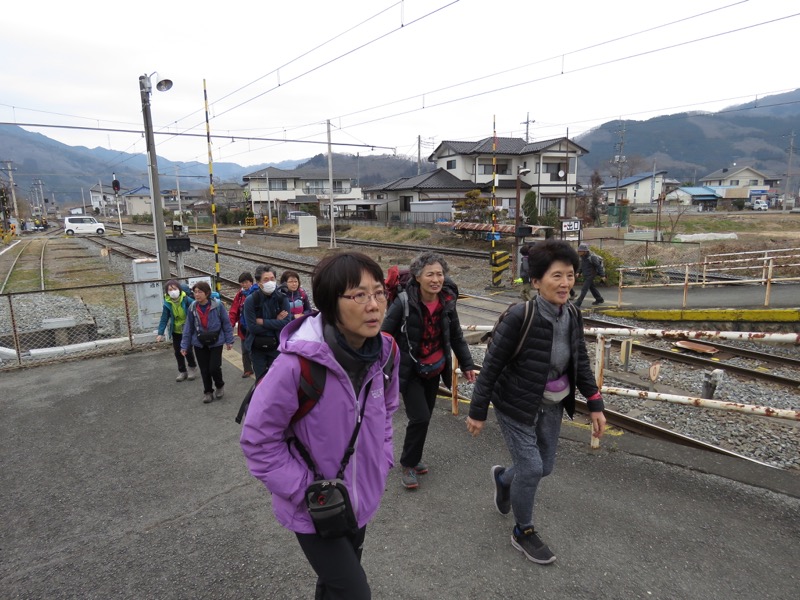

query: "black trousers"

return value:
[251, 349, 279, 380]
[295, 526, 370, 600]
[575, 275, 604, 305]
[171, 332, 196, 372]
[400, 374, 441, 468]
[194, 345, 224, 393]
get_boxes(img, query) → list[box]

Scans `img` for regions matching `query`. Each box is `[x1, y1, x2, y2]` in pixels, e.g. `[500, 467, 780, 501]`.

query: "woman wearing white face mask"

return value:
[243, 266, 292, 379]
[157, 279, 198, 382]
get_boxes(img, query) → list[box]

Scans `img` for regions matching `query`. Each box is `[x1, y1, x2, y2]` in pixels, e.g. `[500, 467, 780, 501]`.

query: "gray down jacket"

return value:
[469, 297, 601, 425]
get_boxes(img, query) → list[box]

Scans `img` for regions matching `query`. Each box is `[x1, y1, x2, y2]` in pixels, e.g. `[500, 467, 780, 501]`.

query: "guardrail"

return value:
[615, 247, 800, 308]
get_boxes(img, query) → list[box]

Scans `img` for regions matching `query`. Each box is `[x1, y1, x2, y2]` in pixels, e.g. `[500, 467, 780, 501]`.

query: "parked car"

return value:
[751, 200, 768, 211]
[632, 207, 654, 214]
[286, 211, 312, 221]
[63, 216, 106, 235]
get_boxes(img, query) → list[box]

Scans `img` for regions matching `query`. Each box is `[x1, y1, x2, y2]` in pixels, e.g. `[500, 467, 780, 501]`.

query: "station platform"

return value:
[1, 348, 798, 599]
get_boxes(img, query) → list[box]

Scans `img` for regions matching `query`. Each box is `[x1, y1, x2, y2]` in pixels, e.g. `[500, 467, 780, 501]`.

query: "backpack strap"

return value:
[237, 337, 397, 426]
[397, 291, 416, 363]
[510, 299, 536, 361]
[291, 357, 327, 424]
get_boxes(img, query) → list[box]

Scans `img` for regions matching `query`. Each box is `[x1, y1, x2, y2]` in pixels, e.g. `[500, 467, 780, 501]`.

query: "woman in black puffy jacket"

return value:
[382, 252, 476, 490]
[466, 239, 606, 566]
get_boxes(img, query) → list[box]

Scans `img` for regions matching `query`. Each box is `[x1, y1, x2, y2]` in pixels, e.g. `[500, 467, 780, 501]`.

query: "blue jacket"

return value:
[240, 314, 400, 534]
[243, 289, 291, 353]
[157, 291, 193, 337]
[180, 299, 235, 350]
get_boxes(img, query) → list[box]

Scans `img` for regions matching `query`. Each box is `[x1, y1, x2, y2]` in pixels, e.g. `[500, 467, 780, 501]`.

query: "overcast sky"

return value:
[3, 0, 798, 171]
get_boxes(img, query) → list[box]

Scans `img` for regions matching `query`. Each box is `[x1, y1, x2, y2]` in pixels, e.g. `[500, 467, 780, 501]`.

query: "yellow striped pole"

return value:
[203, 79, 221, 293]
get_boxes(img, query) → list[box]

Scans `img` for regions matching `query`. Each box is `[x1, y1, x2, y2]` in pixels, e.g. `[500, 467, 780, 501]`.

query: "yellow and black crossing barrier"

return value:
[490, 250, 510, 287]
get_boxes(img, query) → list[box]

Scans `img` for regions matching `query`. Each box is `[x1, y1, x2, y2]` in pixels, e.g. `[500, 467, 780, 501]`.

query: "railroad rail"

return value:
[220, 230, 493, 260]
[582, 317, 800, 389]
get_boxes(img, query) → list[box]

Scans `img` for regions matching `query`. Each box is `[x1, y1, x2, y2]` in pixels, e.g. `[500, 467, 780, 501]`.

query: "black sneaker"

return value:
[511, 527, 556, 564]
[491, 465, 511, 515]
[592, 299, 604, 306]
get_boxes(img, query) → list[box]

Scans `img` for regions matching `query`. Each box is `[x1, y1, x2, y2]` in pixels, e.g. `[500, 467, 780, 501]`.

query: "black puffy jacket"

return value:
[381, 278, 475, 394]
[469, 297, 601, 425]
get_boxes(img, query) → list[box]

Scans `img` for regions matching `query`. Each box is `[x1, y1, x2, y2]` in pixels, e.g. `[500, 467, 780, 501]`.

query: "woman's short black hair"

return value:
[238, 271, 253, 284]
[280, 270, 301, 284]
[192, 280, 212, 296]
[312, 252, 384, 325]
[527, 239, 579, 280]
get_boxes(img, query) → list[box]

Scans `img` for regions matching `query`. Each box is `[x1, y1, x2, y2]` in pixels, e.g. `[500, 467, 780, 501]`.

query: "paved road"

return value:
[1, 349, 798, 599]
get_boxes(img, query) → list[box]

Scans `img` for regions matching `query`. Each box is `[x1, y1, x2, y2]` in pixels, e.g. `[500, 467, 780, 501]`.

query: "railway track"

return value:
[0, 229, 65, 293]
[216, 229, 493, 260]
[82, 235, 242, 302]
[582, 316, 800, 389]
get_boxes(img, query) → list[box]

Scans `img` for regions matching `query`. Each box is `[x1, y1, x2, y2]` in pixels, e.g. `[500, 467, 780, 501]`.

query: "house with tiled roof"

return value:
[698, 165, 776, 208]
[365, 136, 589, 220]
[665, 186, 721, 210]
[242, 166, 361, 216]
[600, 171, 671, 205]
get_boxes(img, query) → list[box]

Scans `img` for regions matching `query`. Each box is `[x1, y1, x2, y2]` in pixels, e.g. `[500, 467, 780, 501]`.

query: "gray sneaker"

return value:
[511, 527, 556, 564]
[202, 392, 214, 404]
[401, 467, 419, 490]
[175, 371, 188, 382]
[187, 367, 198, 381]
[215, 386, 225, 399]
[491, 465, 511, 515]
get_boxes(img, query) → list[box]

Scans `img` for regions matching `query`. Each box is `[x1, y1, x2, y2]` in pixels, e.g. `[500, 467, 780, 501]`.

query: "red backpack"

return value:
[384, 265, 412, 307]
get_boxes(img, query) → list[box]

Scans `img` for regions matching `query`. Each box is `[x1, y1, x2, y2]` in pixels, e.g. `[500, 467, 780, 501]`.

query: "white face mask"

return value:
[168, 289, 180, 299]
[261, 281, 277, 294]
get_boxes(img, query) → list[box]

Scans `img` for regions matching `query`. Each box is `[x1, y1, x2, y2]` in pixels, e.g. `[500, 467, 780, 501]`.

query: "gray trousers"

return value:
[496, 403, 563, 529]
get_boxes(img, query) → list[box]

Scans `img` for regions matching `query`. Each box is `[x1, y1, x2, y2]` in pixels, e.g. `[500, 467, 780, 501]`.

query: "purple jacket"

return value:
[240, 313, 400, 534]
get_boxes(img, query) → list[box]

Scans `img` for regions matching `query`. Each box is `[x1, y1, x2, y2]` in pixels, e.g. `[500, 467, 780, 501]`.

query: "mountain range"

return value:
[575, 88, 800, 189]
[3, 88, 800, 207]
[0, 125, 423, 207]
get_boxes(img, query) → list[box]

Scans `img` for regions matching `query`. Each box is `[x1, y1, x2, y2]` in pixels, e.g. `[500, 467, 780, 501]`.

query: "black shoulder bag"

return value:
[291, 384, 371, 539]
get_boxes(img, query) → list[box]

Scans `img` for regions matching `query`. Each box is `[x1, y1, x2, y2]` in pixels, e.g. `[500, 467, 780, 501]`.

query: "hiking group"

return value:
[238, 241, 606, 599]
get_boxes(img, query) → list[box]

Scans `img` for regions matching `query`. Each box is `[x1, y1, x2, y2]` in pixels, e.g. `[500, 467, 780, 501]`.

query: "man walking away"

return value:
[574, 243, 605, 307]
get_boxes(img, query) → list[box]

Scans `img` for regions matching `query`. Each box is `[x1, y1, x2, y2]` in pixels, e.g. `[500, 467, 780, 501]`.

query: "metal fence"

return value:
[589, 238, 703, 270]
[0, 281, 161, 371]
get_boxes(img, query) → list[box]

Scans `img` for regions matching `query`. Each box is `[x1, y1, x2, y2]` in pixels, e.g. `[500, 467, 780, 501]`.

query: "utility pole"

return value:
[327, 119, 336, 249]
[175, 166, 183, 226]
[417, 135, 421, 175]
[612, 121, 626, 207]
[520, 113, 535, 143]
[37, 179, 46, 216]
[784, 130, 795, 211]
[3, 161, 19, 219]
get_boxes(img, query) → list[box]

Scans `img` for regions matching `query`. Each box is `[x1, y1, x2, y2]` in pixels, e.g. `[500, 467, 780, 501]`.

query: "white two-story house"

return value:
[242, 166, 362, 216]
[699, 165, 773, 205]
[600, 170, 671, 205]
[364, 136, 588, 220]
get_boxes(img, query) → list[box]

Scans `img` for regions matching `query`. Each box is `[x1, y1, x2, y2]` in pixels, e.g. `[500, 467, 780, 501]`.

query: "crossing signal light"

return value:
[112, 179, 120, 193]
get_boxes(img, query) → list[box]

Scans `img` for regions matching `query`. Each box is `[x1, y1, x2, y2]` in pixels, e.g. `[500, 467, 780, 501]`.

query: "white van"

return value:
[63, 216, 106, 235]
[751, 199, 768, 211]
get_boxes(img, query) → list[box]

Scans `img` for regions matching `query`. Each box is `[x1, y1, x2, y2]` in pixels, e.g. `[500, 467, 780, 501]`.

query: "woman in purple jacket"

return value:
[240, 252, 399, 600]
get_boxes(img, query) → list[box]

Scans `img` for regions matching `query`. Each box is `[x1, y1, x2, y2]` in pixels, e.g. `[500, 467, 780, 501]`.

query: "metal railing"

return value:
[0, 281, 163, 370]
[615, 247, 800, 308]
